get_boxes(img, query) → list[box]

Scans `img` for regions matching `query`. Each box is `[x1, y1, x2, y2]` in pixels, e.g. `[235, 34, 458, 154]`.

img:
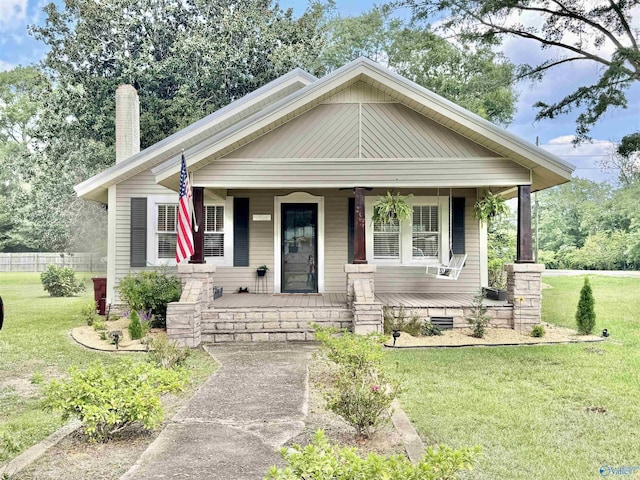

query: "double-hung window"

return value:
[204, 205, 224, 257]
[157, 204, 177, 259]
[372, 216, 400, 259]
[412, 205, 439, 259]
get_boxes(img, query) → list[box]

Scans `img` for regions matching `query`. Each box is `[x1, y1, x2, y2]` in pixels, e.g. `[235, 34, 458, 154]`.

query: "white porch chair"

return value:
[425, 253, 468, 281]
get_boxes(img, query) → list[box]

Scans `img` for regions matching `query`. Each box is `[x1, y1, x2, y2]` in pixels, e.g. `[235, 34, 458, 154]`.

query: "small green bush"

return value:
[265, 430, 480, 480]
[128, 310, 144, 340]
[466, 293, 491, 338]
[43, 360, 188, 440]
[93, 319, 107, 331]
[531, 324, 546, 338]
[313, 326, 387, 374]
[80, 301, 99, 326]
[421, 321, 443, 337]
[117, 269, 181, 328]
[328, 368, 400, 439]
[40, 264, 86, 297]
[382, 306, 422, 336]
[147, 336, 191, 369]
[576, 277, 596, 335]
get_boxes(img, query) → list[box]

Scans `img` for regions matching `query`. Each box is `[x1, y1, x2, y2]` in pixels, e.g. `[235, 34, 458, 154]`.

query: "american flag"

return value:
[176, 154, 194, 263]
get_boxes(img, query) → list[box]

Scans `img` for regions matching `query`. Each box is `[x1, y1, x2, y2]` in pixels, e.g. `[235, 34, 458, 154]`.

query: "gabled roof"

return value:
[74, 68, 317, 203]
[151, 57, 574, 193]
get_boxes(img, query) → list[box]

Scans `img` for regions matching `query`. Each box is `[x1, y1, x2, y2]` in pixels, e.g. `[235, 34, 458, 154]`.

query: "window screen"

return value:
[204, 205, 224, 257]
[373, 217, 400, 259]
[157, 204, 177, 259]
[412, 205, 439, 258]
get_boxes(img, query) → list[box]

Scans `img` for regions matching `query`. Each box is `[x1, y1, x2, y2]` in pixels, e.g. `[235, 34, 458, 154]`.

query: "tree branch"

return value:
[514, 56, 592, 81]
[514, 3, 625, 52]
[608, 0, 639, 52]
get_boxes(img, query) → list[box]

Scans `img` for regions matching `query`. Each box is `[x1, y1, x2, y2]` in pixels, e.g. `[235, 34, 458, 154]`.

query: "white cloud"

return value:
[0, 0, 27, 29]
[541, 135, 617, 182]
[0, 59, 15, 71]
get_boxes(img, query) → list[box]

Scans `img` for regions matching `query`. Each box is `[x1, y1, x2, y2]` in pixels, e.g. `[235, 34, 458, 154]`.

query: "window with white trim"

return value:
[367, 195, 447, 265]
[373, 217, 400, 259]
[204, 205, 224, 257]
[412, 205, 439, 259]
[157, 204, 177, 259]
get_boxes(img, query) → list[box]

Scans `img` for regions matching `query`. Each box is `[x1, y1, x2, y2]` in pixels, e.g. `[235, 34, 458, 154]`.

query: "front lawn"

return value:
[387, 275, 640, 479]
[0, 272, 215, 465]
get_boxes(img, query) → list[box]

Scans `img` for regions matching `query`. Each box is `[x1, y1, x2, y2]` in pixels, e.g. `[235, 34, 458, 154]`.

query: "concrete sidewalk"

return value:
[121, 343, 315, 480]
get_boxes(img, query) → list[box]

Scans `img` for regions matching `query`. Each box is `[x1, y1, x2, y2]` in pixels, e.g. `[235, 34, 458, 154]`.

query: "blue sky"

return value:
[1, 0, 638, 183]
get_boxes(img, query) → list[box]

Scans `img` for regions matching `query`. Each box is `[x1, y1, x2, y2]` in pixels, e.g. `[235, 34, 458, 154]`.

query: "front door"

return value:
[281, 203, 318, 293]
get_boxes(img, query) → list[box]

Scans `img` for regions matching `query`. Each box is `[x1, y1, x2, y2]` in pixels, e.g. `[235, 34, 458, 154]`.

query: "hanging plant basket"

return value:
[473, 190, 509, 222]
[372, 191, 413, 226]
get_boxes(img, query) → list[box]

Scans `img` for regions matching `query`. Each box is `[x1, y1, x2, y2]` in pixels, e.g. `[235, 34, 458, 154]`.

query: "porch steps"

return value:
[201, 306, 354, 343]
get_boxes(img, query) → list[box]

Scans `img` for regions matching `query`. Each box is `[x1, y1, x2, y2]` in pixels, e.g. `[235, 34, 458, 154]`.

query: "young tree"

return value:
[402, 0, 640, 141]
[576, 277, 596, 335]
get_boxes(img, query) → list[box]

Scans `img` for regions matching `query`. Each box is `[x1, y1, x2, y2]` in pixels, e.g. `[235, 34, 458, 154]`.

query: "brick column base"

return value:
[345, 264, 382, 334]
[505, 263, 545, 331]
[167, 264, 216, 347]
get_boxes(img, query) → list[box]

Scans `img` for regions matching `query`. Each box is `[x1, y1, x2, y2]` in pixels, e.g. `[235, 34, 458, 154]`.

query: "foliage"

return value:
[92, 319, 106, 331]
[466, 293, 491, 338]
[530, 324, 546, 338]
[320, 6, 517, 125]
[128, 309, 144, 340]
[117, 269, 181, 327]
[147, 335, 191, 369]
[403, 0, 640, 141]
[473, 191, 509, 222]
[80, 301, 99, 326]
[40, 264, 86, 297]
[372, 191, 413, 226]
[383, 306, 422, 336]
[327, 367, 400, 439]
[421, 321, 443, 337]
[313, 326, 387, 374]
[576, 277, 596, 335]
[43, 359, 188, 440]
[265, 429, 479, 480]
[314, 326, 397, 438]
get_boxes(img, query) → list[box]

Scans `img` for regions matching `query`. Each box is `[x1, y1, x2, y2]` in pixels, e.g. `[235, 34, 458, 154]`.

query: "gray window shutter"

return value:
[452, 197, 465, 254]
[130, 198, 147, 267]
[233, 198, 250, 267]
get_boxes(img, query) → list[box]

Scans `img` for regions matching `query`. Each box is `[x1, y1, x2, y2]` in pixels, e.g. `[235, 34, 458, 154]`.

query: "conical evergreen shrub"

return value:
[576, 277, 596, 335]
[128, 310, 144, 340]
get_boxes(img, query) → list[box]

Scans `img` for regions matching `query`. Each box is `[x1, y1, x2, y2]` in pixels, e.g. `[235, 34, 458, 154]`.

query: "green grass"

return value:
[0, 272, 215, 464]
[386, 275, 640, 479]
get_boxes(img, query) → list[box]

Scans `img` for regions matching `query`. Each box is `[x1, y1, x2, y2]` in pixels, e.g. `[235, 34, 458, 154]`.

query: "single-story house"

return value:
[75, 57, 574, 346]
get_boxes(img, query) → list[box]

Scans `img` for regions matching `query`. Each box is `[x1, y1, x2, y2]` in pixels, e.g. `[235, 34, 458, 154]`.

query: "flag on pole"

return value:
[176, 154, 194, 263]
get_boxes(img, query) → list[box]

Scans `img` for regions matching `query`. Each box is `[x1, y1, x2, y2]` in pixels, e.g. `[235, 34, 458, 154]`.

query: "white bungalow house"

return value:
[75, 57, 574, 346]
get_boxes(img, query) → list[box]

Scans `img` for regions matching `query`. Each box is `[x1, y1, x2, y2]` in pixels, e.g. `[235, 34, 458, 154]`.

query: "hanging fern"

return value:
[372, 191, 413, 226]
[473, 191, 509, 222]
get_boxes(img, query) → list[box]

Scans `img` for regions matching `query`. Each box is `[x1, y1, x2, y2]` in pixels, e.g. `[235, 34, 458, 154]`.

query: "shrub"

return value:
[80, 301, 99, 326]
[466, 293, 491, 339]
[328, 368, 400, 439]
[147, 336, 191, 369]
[128, 309, 144, 340]
[265, 430, 480, 480]
[117, 270, 181, 328]
[531, 324, 546, 338]
[421, 321, 443, 337]
[43, 360, 188, 440]
[576, 277, 596, 335]
[382, 306, 422, 336]
[93, 319, 107, 331]
[40, 264, 86, 297]
[313, 326, 387, 374]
